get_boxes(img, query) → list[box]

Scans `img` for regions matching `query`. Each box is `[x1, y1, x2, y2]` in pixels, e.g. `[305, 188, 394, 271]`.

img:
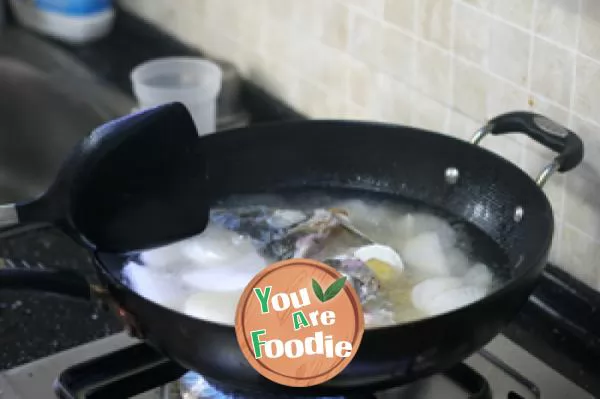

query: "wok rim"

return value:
[95, 119, 554, 332]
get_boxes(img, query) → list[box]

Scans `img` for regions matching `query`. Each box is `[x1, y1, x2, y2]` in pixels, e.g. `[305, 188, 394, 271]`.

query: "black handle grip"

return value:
[54, 343, 186, 399]
[486, 112, 584, 172]
[0, 223, 55, 241]
[0, 268, 92, 300]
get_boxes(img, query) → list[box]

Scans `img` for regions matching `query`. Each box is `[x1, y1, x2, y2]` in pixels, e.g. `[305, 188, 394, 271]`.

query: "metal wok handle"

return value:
[0, 257, 149, 343]
[0, 257, 101, 300]
[470, 111, 584, 187]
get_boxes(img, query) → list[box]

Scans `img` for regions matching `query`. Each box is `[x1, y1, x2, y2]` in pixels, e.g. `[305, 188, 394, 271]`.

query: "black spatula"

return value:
[0, 102, 210, 253]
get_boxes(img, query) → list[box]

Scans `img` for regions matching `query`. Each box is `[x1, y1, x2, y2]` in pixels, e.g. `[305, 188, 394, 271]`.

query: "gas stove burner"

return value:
[178, 372, 351, 399]
[52, 341, 491, 399]
[1, 332, 591, 398]
[175, 366, 491, 399]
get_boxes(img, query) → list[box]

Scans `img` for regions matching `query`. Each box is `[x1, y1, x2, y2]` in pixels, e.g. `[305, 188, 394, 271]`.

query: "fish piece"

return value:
[324, 251, 402, 323]
[210, 206, 308, 261]
[323, 257, 380, 304]
[330, 199, 398, 243]
[286, 208, 372, 260]
[211, 206, 303, 241]
[267, 209, 307, 229]
[211, 207, 367, 262]
[291, 209, 344, 258]
[293, 233, 322, 258]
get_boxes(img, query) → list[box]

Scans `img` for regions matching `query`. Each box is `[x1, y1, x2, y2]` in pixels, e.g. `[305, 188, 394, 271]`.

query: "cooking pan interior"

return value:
[97, 120, 553, 319]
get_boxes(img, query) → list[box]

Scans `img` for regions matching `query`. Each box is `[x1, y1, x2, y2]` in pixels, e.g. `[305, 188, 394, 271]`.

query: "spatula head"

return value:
[68, 102, 210, 253]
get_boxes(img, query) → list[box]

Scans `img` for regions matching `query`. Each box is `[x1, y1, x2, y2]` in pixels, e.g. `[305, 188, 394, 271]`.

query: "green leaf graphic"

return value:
[312, 279, 325, 302]
[323, 276, 347, 302]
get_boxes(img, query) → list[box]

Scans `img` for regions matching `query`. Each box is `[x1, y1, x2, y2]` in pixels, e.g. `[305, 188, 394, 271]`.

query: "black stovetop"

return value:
[0, 4, 599, 398]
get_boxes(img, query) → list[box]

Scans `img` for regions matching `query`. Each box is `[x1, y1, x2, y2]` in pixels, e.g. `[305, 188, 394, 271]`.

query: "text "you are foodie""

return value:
[251, 282, 352, 360]
[235, 259, 364, 387]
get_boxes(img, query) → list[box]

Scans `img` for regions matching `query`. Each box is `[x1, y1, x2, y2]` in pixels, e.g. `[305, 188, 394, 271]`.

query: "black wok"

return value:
[0, 109, 583, 396]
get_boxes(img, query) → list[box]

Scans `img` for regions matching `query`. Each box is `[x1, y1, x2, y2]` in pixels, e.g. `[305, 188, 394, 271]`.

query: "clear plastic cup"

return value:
[131, 57, 223, 136]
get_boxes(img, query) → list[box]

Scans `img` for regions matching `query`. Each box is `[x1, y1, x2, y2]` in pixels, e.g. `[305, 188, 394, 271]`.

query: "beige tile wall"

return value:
[120, 0, 600, 289]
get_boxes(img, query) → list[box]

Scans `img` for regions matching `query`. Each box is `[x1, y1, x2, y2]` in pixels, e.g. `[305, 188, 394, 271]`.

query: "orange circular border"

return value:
[234, 258, 365, 387]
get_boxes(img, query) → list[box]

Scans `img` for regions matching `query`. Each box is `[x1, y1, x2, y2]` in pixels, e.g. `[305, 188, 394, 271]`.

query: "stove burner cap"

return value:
[177, 372, 346, 399]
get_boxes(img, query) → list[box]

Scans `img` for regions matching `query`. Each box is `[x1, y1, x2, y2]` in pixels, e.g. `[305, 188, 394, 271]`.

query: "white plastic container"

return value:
[131, 57, 223, 136]
[9, 0, 114, 44]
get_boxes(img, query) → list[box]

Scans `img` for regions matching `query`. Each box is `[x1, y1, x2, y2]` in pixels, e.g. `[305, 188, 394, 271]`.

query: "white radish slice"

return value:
[419, 215, 457, 250]
[364, 309, 396, 326]
[402, 232, 451, 276]
[397, 214, 415, 241]
[398, 213, 457, 249]
[180, 224, 258, 267]
[411, 277, 463, 311]
[182, 264, 260, 292]
[183, 246, 267, 275]
[463, 263, 493, 287]
[221, 252, 268, 272]
[419, 285, 488, 316]
[183, 290, 242, 326]
[334, 199, 378, 223]
[123, 262, 188, 310]
[354, 244, 404, 272]
[139, 242, 189, 270]
[444, 247, 470, 276]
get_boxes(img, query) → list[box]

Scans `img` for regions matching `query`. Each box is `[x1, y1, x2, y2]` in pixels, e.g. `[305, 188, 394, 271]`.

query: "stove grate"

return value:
[53, 343, 491, 399]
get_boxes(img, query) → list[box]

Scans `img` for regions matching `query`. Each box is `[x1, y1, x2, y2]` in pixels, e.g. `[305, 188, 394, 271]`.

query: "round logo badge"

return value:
[235, 259, 365, 387]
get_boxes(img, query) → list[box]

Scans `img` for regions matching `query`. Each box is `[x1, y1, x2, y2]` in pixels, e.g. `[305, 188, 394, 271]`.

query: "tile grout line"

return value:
[568, 0, 584, 128]
[450, 52, 598, 125]
[343, 2, 358, 108]
[563, 0, 582, 268]
[338, 0, 383, 21]
[458, 0, 531, 34]
[527, 0, 538, 95]
[456, 0, 575, 54]
[560, 0, 585, 261]
[571, 110, 600, 127]
[517, 0, 540, 173]
[382, 0, 600, 70]
[446, 0, 457, 133]
[450, 1, 600, 64]
[378, 16, 570, 110]
[454, 53, 526, 94]
[408, 0, 420, 127]
[563, 221, 600, 244]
